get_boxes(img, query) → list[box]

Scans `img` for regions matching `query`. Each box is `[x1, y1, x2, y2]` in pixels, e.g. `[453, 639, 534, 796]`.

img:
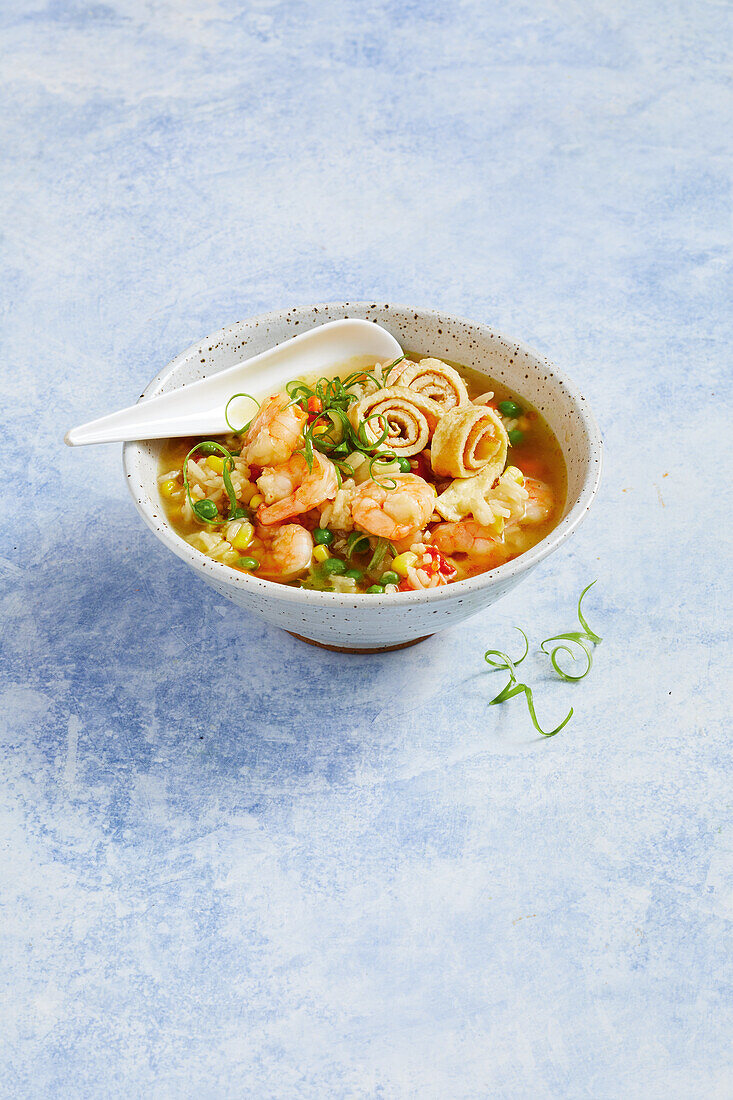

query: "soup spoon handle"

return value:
[65, 319, 403, 446]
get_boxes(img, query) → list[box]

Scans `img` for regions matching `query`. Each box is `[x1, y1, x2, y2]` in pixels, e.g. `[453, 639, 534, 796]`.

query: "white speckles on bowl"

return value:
[123, 303, 602, 650]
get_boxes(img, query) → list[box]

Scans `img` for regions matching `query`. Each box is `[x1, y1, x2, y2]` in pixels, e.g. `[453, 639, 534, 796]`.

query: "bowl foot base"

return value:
[287, 632, 433, 654]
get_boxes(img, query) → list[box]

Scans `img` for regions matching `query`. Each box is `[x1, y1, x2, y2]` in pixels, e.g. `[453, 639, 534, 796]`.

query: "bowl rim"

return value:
[123, 301, 603, 607]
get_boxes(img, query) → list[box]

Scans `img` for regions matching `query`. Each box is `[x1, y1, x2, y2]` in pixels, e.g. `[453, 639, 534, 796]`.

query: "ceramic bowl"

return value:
[123, 303, 602, 651]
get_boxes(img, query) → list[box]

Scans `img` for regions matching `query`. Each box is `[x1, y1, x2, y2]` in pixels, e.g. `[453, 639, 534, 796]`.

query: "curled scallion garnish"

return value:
[225, 392, 259, 435]
[540, 581, 601, 682]
[183, 441, 246, 526]
[341, 368, 385, 392]
[295, 393, 396, 484]
[484, 628, 574, 738]
[346, 531, 371, 557]
[285, 379, 313, 401]
[367, 452, 399, 490]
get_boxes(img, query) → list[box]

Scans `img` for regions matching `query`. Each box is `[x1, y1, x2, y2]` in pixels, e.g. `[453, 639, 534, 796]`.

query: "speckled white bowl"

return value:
[123, 303, 602, 651]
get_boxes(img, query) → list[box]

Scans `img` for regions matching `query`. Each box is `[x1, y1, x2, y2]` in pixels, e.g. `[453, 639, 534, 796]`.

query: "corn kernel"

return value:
[313, 545, 330, 563]
[505, 466, 523, 484]
[489, 516, 505, 536]
[250, 493, 264, 509]
[241, 483, 258, 504]
[160, 479, 179, 498]
[206, 455, 224, 473]
[392, 551, 418, 577]
[231, 522, 255, 550]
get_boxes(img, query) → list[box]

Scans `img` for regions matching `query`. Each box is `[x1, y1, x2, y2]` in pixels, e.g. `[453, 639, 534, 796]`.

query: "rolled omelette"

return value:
[386, 357, 469, 412]
[430, 404, 508, 479]
[350, 386, 442, 458]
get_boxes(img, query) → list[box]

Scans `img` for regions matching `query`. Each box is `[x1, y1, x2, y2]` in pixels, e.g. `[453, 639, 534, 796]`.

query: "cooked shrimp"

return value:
[384, 357, 408, 385]
[256, 451, 338, 526]
[250, 524, 313, 579]
[351, 473, 435, 541]
[522, 478, 554, 525]
[242, 393, 307, 467]
[431, 519, 505, 562]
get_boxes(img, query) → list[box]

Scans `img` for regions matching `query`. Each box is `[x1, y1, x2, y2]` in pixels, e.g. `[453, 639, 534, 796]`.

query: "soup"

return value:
[158, 353, 566, 594]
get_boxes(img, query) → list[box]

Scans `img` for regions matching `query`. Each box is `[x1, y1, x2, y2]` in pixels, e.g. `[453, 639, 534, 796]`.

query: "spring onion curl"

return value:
[366, 451, 401, 490]
[296, 398, 392, 478]
[286, 370, 383, 412]
[540, 581, 602, 682]
[183, 441, 246, 526]
[484, 628, 574, 738]
[224, 392, 260, 435]
[285, 366, 418, 492]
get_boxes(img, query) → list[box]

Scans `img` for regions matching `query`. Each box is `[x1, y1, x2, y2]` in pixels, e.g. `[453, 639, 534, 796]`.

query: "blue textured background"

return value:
[2, 2, 731, 1097]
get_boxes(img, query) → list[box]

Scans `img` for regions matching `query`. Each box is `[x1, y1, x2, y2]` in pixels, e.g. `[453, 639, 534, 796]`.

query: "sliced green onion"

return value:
[540, 582, 602, 681]
[367, 452, 399, 490]
[346, 532, 371, 557]
[484, 628, 573, 737]
[183, 441, 242, 525]
[224, 392, 259, 435]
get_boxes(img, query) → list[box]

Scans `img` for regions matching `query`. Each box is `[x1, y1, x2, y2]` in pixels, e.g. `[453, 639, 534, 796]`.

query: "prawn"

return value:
[256, 451, 338, 525]
[351, 473, 435, 541]
[250, 524, 313, 579]
[522, 478, 554, 525]
[242, 393, 307, 467]
[431, 518, 505, 563]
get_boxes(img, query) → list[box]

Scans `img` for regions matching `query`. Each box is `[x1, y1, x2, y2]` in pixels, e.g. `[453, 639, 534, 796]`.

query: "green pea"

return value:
[498, 400, 522, 417]
[193, 499, 219, 521]
[321, 557, 346, 575]
[380, 570, 400, 586]
[397, 457, 412, 472]
[508, 429, 524, 446]
[313, 527, 334, 546]
[196, 441, 223, 456]
[344, 568, 363, 581]
[366, 584, 385, 594]
[238, 556, 260, 571]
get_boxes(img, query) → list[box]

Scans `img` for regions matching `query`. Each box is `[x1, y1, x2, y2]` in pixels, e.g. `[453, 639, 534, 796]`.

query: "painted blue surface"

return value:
[1, 1, 731, 1096]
